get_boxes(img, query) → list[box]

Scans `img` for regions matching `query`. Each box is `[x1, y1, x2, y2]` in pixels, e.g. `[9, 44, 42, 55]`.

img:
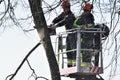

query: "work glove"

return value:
[51, 24, 57, 29]
[48, 23, 58, 29]
[48, 24, 56, 35]
[48, 23, 54, 28]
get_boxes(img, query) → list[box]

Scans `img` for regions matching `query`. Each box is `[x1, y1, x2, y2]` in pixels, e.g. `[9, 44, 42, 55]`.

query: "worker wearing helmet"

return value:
[50, 0, 75, 30]
[74, 3, 95, 65]
[49, 0, 76, 67]
[74, 3, 94, 27]
[83, 3, 93, 11]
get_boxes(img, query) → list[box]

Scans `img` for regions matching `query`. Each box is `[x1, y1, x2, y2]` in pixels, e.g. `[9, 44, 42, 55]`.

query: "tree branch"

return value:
[9, 42, 41, 80]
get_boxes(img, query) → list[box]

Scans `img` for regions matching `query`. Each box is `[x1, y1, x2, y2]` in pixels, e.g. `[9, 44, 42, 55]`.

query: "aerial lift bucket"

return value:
[57, 28, 104, 77]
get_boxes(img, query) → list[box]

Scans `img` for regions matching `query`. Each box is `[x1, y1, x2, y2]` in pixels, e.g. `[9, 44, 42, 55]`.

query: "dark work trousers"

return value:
[66, 33, 76, 67]
[94, 33, 101, 66]
[81, 30, 94, 63]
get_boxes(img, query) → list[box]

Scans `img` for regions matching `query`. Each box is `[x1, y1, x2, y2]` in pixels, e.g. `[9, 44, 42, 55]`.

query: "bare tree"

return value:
[1, 0, 120, 80]
[27, 0, 61, 80]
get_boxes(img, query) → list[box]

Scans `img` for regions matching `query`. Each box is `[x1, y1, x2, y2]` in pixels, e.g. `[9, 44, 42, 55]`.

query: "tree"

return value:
[1, 0, 120, 80]
[28, 0, 61, 80]
[7, 0, 61, 80]
[2, 0, 61, 80]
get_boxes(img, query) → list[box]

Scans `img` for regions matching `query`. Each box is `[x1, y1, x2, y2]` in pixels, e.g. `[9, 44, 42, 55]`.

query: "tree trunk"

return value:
[28, 0, 61, 80]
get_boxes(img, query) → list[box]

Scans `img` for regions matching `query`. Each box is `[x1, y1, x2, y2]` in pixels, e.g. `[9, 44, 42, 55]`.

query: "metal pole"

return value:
[100, 28, 103, 73]
[76, 29, 81, 71]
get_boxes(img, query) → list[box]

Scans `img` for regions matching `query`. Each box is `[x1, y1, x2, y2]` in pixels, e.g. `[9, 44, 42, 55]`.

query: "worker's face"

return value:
[63, 8, 70, 13]
[83, 10, 91, 13]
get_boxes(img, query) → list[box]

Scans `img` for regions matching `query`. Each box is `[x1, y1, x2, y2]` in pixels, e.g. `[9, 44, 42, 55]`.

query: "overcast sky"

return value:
[0, 0, 120, 80]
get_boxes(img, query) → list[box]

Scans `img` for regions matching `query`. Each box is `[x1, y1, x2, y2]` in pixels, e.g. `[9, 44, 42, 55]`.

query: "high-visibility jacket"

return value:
[74, 12, 94, 28]
[73, 12, 95, 63]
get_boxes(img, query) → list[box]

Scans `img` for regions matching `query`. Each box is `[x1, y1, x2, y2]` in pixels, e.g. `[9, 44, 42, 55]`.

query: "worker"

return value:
[94, 23, 110, 66]
[49, 0, 76, 67]
[74, 2, 95, 66]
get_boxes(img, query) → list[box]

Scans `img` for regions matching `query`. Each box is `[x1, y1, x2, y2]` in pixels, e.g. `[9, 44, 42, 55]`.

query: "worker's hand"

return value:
[48, 23, 54, 28]
[50, 24, 57, 29]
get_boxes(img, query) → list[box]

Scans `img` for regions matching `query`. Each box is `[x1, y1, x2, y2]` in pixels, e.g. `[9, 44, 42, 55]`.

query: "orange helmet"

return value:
[61, 0, 70, 9]
[83, 3, 93, 11]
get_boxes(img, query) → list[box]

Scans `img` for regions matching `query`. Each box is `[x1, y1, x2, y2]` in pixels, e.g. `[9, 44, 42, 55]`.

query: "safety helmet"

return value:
[61, 0, 70, 9]
[83, 3, 93, 11]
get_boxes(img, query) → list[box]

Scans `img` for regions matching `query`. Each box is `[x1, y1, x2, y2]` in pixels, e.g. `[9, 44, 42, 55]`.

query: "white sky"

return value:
[0, 0, 120, 80]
